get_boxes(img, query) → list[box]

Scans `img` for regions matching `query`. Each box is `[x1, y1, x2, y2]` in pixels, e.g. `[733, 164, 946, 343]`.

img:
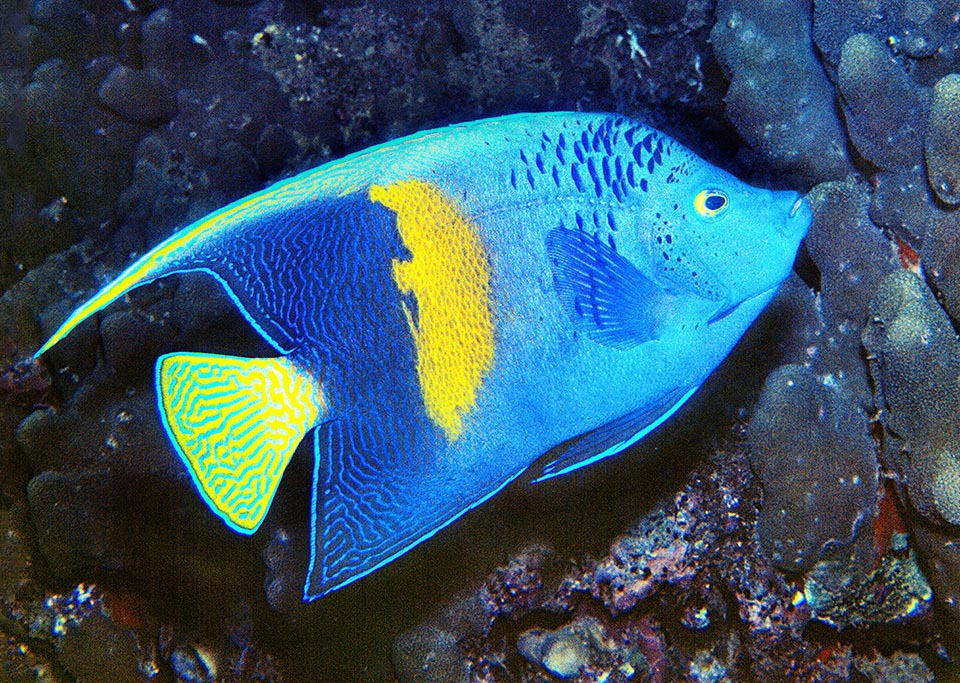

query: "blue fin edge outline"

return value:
[531, 384, 700, 483]
[182, 267, 293, 355]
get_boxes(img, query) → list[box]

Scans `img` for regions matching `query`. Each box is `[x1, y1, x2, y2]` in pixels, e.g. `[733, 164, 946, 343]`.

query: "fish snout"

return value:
[775, 191, 813, 239]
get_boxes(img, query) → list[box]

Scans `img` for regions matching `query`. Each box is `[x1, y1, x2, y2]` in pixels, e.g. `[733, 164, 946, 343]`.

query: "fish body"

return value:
[33, 112, 811, 599]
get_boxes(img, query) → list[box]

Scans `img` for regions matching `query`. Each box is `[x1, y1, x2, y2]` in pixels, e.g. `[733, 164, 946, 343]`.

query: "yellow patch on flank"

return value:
[158, 352, 326, 533]
[370, 179, 495, 440]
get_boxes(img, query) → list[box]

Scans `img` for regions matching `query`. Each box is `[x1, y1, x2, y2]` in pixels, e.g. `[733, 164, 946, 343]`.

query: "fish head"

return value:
[642, 156, 812, 309]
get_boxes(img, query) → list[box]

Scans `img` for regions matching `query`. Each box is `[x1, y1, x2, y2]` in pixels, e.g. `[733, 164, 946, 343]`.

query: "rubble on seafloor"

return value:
[393, 449, 939, 682]
[1, 0, 960, 680]
[0, 501, 280, 683]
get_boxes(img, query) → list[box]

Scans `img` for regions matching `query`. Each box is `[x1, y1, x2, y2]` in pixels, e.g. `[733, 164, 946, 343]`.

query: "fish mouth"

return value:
[788, 196, 804, 218]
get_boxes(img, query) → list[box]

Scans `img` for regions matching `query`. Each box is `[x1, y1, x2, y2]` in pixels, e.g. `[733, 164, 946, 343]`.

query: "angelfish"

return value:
[33, 112, 811, 600]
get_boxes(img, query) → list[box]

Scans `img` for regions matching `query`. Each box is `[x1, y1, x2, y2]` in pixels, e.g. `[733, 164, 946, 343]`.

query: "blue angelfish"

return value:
[33, 112, 811, 600]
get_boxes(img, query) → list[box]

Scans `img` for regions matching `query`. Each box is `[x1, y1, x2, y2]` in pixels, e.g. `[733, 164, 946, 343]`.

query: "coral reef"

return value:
[748, 364, 876, 574]
[837, 33, 927, 172]
[395, 451, 939, 681]
[863, 271, 960, 528]
[2, 0, 960, 679]
[710, 0, 853, 183]
[925, 73, 960, 204]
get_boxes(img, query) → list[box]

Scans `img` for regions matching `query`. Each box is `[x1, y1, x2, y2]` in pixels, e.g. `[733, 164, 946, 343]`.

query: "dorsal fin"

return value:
[32, 184, 312, 359]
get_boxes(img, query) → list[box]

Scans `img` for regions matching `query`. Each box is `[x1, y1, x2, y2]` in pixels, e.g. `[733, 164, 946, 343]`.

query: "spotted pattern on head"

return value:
[509, 117, 673, 206]
[509, 117, 726, 302]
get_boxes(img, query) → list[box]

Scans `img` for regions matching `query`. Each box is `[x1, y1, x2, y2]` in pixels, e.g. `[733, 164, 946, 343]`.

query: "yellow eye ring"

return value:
[694, 189, 728, 218]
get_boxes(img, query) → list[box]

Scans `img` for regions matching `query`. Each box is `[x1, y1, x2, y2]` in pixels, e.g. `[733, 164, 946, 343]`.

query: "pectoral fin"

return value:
[156, 352, 325, 534]
[546, 227, 673, 349]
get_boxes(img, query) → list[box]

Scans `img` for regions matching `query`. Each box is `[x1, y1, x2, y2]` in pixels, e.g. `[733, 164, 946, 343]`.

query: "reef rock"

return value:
[925, 73, 960, 205]
[870, 166, 960, 321]
[814, 0, 960, 69]
[710, 0, 852, 183]
[863, 270, 960, 527]
[804, 177, 898, 405]
[837, 33, 927, 172]
[748, 364, 877, 573]
[98, 65, 178, 124]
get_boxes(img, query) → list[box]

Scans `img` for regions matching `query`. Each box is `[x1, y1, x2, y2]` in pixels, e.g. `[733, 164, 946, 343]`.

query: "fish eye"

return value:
[694, 189, 728, 218]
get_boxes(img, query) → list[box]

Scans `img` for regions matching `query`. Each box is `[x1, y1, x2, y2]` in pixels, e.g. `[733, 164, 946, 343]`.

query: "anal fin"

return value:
[157, 352, 325, 534]
[306, 412, 526, 599]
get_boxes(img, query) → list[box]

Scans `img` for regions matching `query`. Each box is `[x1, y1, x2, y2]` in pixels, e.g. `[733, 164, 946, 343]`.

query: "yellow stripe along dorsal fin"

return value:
[156, 352, 326, 534]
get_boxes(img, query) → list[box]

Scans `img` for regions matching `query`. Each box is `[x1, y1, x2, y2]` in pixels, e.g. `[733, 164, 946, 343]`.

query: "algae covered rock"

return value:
[802, 532, 932, 629]
[393, 625, 468, 683]
[804, 177, 897, 405]
[710, 0, 852, 183]
[837, 33, 927, 172]
[814, 0, 960, 69]
[863, 270, 960, 526]
[748, 364, 877, 573]
[869, 165, 960, 321]
[925, 73, 960, 205]
[97, 65, 178, 124]
[517, 617, 634, 680]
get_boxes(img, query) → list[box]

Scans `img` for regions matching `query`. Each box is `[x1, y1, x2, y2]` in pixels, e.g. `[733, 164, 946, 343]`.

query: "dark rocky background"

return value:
[1, 0, 959, 681]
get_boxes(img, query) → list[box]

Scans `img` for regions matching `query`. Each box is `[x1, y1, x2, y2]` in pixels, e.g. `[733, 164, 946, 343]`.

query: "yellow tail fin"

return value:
[156, 352, 325, 534]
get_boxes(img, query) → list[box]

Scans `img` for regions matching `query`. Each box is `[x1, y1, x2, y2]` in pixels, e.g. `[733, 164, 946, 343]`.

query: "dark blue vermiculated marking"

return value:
[510, 169, 518, 189]
[303, 196, 448, 596]
[206, 194, 448, 596]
